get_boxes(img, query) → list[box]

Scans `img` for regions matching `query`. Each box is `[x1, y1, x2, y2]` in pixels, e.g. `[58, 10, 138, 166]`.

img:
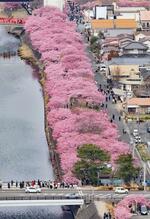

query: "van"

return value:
[140, 205, 148, 215]
[114, 187, 128, 194]
[147, 127, 150, 133]
[147, 142, 150, 149]
[133, 129, 139, 137]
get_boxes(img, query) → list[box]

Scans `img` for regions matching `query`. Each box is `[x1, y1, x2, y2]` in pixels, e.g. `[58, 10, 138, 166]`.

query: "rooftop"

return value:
[109, 64, 140, 76]
[91, 19, 137, 29]
[122, 42, 148, 50]
[108, 55, 150, 65]
[127, 98, 150, 106]
[140, 10, 150, 21]
[91, 19, 114, 29]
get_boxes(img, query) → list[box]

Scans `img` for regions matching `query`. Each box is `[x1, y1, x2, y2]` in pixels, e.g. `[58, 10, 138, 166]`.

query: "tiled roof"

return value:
[101, 0, 113, 5]
[91, 19, 137, 29]
[91, 20, 114, 29]
[127, 98, 150, 106]
[115, 19, 137, 29]
[122, 42, 148, 50]
[109, 64, 139, 76]
[140, 10, 150, 21]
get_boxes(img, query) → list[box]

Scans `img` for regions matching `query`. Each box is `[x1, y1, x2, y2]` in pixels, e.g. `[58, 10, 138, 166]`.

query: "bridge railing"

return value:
[0, 195, 82, 201]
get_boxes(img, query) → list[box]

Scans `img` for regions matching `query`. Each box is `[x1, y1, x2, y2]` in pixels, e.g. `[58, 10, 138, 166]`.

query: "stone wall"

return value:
[75, 203, 101, 219]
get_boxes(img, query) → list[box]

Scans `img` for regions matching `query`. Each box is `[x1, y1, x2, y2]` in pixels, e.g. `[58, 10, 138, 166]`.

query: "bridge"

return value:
[0, 188, 150, 206]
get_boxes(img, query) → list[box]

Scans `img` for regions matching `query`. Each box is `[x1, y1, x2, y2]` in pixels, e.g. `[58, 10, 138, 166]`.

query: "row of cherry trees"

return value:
[114, 195, 150, 219]
[24, 6, 130, 183]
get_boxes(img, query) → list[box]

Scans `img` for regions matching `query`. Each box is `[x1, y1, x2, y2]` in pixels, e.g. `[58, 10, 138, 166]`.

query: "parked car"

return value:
[140, 205, 148, 215]
[114, 187, 128, 194]
[133, 129, 139, 137]
[135, 136, 141, 144]
[25, 186, 41, 193]
[100, 64, 106, 72]
[147, 127, 150, 133]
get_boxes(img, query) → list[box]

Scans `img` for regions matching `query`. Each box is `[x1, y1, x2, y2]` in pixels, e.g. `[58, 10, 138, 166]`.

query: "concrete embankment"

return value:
[75, 203, 101, 219]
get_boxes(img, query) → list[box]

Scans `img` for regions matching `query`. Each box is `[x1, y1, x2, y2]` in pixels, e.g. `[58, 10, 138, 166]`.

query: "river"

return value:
[0, 27, 74, 218]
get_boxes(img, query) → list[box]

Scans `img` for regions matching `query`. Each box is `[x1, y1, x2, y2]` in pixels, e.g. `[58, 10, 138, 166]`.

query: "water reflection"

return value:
[0, 206, 73, 219]
[0, 27, 73, 219]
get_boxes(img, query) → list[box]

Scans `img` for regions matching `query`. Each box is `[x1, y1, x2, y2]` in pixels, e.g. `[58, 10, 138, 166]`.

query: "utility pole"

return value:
[143, 162, 146, 191]
[132, 141, 135, 159]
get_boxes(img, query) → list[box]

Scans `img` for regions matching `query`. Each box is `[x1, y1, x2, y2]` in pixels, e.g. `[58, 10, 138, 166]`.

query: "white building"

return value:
[44, 0, 64, 11]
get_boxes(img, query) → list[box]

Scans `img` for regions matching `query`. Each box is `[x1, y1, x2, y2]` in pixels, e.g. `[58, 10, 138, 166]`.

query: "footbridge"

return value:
[0, 189, 84, 207]
[0, 199, 84, 207]
[0, 188, 150, 207]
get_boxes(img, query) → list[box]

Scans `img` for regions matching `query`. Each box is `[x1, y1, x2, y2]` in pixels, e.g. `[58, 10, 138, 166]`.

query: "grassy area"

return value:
[18, 43, 34, 59]
[136, 144, 150, 161]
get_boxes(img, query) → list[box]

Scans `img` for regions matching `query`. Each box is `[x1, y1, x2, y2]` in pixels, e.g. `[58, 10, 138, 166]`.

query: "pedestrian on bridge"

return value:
[8, 182, 10, 189]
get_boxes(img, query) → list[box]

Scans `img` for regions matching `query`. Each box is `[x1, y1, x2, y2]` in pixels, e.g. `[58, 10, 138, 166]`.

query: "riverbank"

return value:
[18, 39, 62, 182]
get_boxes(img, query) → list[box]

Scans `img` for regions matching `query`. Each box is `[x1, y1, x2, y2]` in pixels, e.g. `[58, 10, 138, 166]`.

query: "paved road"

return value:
[88, 48, 150, 173]
[128, 121, 150, 145]
[0, 189, 150, 200]
[92, 59, 131, 144]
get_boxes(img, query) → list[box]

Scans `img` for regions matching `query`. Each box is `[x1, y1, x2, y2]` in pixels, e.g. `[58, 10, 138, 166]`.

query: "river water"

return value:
[0, 27, 73, 218]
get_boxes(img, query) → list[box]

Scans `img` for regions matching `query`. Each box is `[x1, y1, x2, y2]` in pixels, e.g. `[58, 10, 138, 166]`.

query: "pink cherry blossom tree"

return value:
[24, 6, 131, 182]
[115, 195, 150, 219]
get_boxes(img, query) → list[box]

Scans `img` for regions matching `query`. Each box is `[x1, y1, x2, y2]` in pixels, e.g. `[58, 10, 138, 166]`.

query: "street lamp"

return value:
[130, 140, 136, 159]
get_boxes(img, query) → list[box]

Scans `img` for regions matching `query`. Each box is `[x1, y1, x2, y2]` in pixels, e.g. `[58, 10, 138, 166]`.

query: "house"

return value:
[101, 0, 114, 17]
[108, 64, 140, 78]
[91, 19, 137, 36]
[135, 31, 150, 41]
[126, 98, 150, 114]
[120, 41, 148, 55]
[115, 12, 140, 22]
[108, 64, 143, 91]
[140, 11, 150, 31]
[139, 37, 150, 52]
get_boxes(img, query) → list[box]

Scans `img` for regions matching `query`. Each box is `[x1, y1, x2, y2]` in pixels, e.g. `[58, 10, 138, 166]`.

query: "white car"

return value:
[114, 187, 128, 194]
[133, 129, 139, 137]
[25, 186, 41, 193]
[100, 65, 106, 72]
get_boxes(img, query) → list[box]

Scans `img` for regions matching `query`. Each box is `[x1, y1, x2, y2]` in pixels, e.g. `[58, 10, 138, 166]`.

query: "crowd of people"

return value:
[67, 1, 83, 23]
[1, 180, 78, 189]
